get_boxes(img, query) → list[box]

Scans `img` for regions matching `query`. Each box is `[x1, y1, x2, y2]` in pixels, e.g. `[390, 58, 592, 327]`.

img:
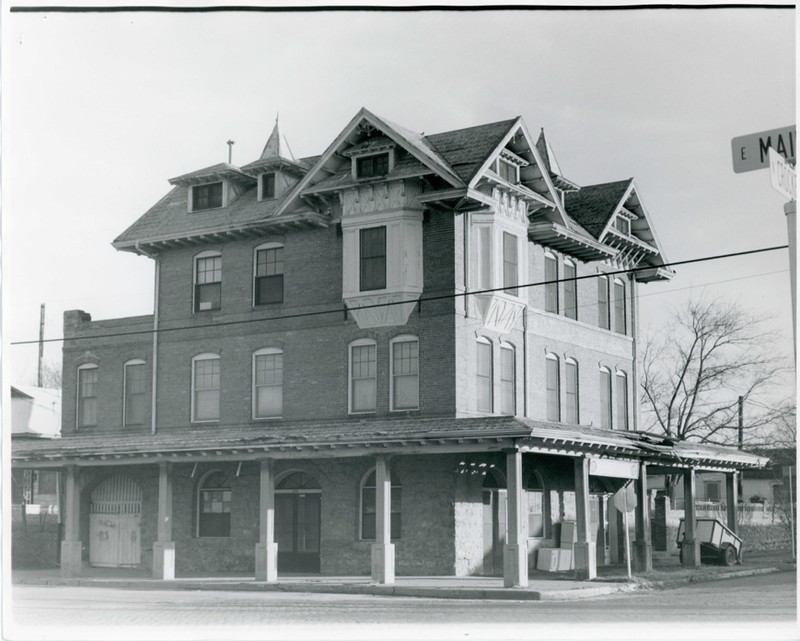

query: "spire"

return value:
[260, 113, 295, 161]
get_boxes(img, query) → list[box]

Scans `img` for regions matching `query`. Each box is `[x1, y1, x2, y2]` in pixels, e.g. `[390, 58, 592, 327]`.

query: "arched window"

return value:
[123, 359, 146, 427]
[545, 354, 560, 422]
[254, 242, 284, 305]
[360, 468, 401, 540]
[544, 253, 559, 313]
[390, 335, 419, 411]
[349, 339, 377, 414]
[599, 366, 612, 429]
[525, 471, 547, 539]
[563, 259, 577, 320]
[613, 278, 626, 334]
[476, 337, 493, 413]
[192, 353, 220, 422]
[565, 358, 579, 424]
[197, 470, 231, 538]
[253, 348, 283, 419]
[77, 363, 98, 428]
[194, 250, 222, 312]
[616, 371, 629, 431]
[500, 343, 516, 415]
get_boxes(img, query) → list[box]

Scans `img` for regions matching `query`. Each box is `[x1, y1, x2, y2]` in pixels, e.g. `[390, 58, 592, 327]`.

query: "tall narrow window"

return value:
[476, 338, 493, 413]
[500, 344, 516, 415]
[391, 336, 419, 411]
[123, 360, 146, 426]
[563, 260, 577, 320]
[192, 354, 220, 422]
[478, 226, 492, 290]
[350, 340, 377, 413]
[599, 367, 612, 429]
[546, 354, 560, 422]
[526, 471, 546, 538]
[497, 159, 517, 183]
[254, 244, 284, 305]
[197, 470, 231, 538]
[545, 254, 559, 313]
[565, 358, 579, 424]
[359, 227, 386, 291]
[503, 232, 519, 296]
[194, 252, 222, 312]
[260, 173, 276, 200]
[192, 182, 223, 211]
[616, 371, 629, 431]
[597, 275, 610, 330]
[614, 279, 626, 335]
[360, 468, 401, 540]
[77, 364, 98, 428]
[253, 348, 283, 419]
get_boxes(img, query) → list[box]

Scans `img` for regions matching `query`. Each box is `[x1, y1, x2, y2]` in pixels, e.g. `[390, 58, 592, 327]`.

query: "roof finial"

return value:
[226, 139, 235, 164]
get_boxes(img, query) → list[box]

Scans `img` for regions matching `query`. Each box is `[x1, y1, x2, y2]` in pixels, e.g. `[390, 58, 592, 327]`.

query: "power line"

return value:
[10, 244, 788, 347]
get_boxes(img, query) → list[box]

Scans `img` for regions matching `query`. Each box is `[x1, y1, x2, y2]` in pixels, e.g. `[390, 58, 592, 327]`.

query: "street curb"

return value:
[634, 566, 781, 592]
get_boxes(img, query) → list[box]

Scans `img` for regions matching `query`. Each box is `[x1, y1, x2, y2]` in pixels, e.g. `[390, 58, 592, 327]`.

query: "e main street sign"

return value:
[732, 125, 796, 173]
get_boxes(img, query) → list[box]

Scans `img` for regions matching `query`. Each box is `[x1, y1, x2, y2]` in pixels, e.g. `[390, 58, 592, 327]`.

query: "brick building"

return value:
[12, 109, 766, 584]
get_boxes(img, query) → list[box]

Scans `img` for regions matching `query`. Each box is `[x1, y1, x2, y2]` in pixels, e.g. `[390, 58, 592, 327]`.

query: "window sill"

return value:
[192, 419, 220, 424]
[349, 410, 377, 416]
[253, 416, 283, 421]
[390, 407, 420, 413]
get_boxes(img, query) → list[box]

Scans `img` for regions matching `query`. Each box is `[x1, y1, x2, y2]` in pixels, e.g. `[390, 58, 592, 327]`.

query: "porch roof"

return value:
[11, 417, 767, 473]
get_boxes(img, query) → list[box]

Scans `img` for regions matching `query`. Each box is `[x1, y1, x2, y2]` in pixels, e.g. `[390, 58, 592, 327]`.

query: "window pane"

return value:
[392, 341, 419, 410]
[545, 256, 558, 313]
[193, 183, 223, 211]
[565, 361, 579, 424]
[597, 277, 609, 329]
[564, 262, 577, 320]
[476, 341, 493, 412]
[599, 370, 612, 429]
[502, 232, 519, 296]
[351, 344, 377, 412]
[478, 227, 491, 290]
[125, 364, 146, 426]
[614, 281, 626, 334]
[359, 227, 386, 291]
[616, 374, 628, 430]
[528, 490, 544, 537]
[546, 357, 560, 422]
[255, 353, 283, 418]
[261, 173, 275, 199]
[500, 347, 515, 415]
[194, 358, 220, 421]
[78, 368, 98, 427]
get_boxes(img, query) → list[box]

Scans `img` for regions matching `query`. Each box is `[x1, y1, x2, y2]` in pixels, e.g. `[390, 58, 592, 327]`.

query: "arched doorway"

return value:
[275, 471, 321, 573]
[89, 474, 142, 568]
[481, 469, 507, 576]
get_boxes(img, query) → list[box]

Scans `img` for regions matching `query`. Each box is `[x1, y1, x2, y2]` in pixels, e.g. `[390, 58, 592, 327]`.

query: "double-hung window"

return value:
[254, 244, 284, 305]
[194, 252, 222, 312]
[599, 367, 612, 429]
[500, 344, 516, 415]
[77, 364, 98, 428]
[192, 353, 220, 422]
[123, 360, 146, 426]
[192, 182, 223, 211]
[391, 336, 419, 411]
[546, 354, 560, 422]
[545, 254, 559, 313]
[597, 275, 610, 330]
[563, 260, 577, 320]
[476, 338, 493, 412]
[616, 371, 629, 430]
[565, 358, 579, 424]
[350, 340, 377, 413]
[503, 233, 519, 296]
[359, 227, 386, 291]
[253, 348, 283, 419]
[614, 279, 626, 334]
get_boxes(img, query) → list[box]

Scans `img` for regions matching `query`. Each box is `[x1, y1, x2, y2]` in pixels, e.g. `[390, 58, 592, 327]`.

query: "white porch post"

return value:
[682, 468, 700, 567]
[633, 461, 653, 572]
[371, 455, 395, 584]
[726, 471, 739, 536]
[255, 459, 278, 582]
[504, 449, 528, 587]
[60, 465, 82, 577]
[153, 462, 175, 579]
[574, 457, 597, 580]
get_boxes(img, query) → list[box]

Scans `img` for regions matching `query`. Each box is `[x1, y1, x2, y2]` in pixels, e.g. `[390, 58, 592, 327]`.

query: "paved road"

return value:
[7, 571, 796, 640]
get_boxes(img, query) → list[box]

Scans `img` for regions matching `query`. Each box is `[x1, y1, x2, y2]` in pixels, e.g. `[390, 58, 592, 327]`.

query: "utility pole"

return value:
[37, 303, 45, 387]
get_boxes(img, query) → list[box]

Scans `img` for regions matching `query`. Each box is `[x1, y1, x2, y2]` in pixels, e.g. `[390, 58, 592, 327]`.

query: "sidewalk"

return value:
[11, 550, 794, 602]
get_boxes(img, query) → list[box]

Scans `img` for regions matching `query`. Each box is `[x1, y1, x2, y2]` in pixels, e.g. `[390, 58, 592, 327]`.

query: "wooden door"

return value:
[276, 492, 321, 572]
[89, 475, 142, 568]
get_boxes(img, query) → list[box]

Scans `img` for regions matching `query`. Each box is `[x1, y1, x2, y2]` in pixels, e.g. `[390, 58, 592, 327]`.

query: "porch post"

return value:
[255, 459, 278, 582]
[60, 465, 82, 577]
[371, 455, 394, 584]
[681, 468, 700, 567]
[503, 449, 528, 587]
[633, 462, 652, 572]
[573, 457, 596, 580]
[726, 471, 739, 536]
[153, 462, 175, 579]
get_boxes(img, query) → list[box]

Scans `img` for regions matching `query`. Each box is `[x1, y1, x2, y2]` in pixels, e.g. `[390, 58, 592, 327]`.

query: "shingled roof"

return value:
[564, 179, 633, 239]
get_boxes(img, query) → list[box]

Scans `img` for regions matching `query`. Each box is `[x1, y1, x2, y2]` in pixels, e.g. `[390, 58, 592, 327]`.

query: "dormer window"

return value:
[192, 182, 223, 211]
[497, 159, 518, 184]
[260, 173, 276, 200]
[615, 216, 630, 235]
[356, 153, 390, 179]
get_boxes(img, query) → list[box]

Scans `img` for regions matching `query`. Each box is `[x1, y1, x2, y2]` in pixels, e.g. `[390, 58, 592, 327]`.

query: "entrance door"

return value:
[89, 475, 142, 568]
[275, 472, 321, 573]
[481, 471, 507, 576]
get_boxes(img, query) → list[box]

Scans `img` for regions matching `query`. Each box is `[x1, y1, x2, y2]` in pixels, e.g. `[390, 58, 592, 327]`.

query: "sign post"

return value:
[613, 483, 637, 579]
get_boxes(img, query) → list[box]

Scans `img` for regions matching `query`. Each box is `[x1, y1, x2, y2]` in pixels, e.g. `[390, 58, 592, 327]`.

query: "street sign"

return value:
[769, 148, 797, 200]
[613, 483, 638, 513]
[732, 125, 796, 173]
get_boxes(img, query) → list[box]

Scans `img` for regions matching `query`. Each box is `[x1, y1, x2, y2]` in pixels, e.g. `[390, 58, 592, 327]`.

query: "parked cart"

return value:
[676, 517, 742, 566]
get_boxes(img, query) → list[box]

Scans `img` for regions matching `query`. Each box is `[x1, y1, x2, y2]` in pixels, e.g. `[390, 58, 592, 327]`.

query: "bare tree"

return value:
[32, 361, 62, 390]
[640, 298, 792, 447]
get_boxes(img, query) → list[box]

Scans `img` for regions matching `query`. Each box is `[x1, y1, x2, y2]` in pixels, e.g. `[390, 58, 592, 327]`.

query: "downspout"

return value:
[522, 304, 529, 417]
[630, 275, 639, 431]
[463, 211, 470, 317]
[136, 242, 160, 435]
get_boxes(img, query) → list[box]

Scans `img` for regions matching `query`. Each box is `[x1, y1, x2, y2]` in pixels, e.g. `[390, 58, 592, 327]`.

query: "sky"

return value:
[2, 5, 796, 409]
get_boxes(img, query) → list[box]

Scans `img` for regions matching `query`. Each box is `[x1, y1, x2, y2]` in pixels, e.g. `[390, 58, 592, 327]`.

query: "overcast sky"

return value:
[3, 6, 795, 400]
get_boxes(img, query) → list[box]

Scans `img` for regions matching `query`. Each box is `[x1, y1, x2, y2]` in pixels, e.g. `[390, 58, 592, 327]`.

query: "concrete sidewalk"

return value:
[11, 550, 794, 601]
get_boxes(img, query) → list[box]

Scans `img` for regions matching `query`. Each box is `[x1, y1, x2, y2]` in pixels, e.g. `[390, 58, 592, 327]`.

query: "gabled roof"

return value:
[564, 179, 633, 240]
[168, 162, 254, 187]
